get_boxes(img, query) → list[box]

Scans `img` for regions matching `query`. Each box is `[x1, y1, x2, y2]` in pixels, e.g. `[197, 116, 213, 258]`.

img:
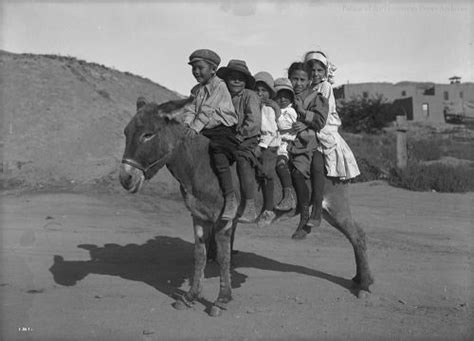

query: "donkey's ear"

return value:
[136, 96, 147, 110]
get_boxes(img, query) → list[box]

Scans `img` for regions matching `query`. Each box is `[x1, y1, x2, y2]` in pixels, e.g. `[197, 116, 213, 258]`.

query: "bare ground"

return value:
[1, 181, 473, 340]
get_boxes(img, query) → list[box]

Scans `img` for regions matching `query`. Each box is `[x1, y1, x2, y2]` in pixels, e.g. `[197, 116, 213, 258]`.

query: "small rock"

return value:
[398, 299, 407, 305]
[94, 295, 102, 299]
[26, 289, 45, 294]
[45, 216, 54, 220]
[143, 329, 155, 335]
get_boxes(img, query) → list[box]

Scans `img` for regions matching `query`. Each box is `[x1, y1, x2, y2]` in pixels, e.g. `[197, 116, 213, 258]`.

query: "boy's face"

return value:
[289, 70, 309, 95]
[226, 71, 246, 95]
[308, 61, 326, 84]
[255, 82, 271, 100]
[191, 60, 215, 84]
[275, 90, 293, 109]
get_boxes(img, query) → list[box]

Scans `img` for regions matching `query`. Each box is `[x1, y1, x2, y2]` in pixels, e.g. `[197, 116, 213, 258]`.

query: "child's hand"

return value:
[292, 121, 308, 133]
[294, 97, 305, 115]
[253, 146, 263, 158]
[184, 127, 198, 138]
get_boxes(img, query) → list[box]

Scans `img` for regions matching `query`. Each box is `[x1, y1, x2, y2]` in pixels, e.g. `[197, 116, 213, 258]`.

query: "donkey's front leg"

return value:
[210, 220, 233, 317]
[173, 216, 209, 310]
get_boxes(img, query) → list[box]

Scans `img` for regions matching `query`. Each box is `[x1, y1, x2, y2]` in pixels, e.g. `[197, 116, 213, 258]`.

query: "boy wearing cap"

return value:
[273, 78, 298, 212]
[183, 49, 240, 220]
[253, 71, 280, 227]
[217, 60, 262, 224]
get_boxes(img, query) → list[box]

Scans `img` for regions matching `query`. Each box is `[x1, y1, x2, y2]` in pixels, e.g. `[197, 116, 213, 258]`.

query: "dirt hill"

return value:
[0, 50, 182, 189]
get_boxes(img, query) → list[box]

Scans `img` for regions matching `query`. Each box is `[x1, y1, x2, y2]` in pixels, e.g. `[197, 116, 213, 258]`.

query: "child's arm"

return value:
[187, 82, 236, 133]
[261, 98, 281, 120]
[295, 93, 329, 132]
[182, 85, 199, 127]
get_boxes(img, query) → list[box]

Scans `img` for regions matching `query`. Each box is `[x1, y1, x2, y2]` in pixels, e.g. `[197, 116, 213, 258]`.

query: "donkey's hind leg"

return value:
[323, 184, 374, 292]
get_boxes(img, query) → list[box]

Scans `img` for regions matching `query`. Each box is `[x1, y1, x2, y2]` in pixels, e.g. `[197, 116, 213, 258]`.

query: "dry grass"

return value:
[342, 124, 474, 192]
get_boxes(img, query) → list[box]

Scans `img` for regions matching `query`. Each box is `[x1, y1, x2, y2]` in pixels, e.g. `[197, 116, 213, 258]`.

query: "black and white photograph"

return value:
[1, 0, 473, 339]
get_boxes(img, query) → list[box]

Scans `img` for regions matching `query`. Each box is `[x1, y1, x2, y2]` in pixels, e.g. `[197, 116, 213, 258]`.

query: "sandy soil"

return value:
[1, 181, 473, 340]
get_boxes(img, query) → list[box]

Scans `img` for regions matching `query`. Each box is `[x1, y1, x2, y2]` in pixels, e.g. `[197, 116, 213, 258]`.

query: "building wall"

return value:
[336, 82, 474, 122]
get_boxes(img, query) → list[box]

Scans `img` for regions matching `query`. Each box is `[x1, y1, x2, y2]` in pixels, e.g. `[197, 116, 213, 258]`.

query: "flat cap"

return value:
[188, 49, 221, 67]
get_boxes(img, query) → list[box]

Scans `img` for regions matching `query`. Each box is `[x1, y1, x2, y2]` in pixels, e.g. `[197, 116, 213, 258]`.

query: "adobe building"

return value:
[334, 77, 474, 123]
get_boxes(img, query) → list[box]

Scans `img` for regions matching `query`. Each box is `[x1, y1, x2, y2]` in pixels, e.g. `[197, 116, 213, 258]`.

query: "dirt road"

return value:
[1, 181, 473, 340]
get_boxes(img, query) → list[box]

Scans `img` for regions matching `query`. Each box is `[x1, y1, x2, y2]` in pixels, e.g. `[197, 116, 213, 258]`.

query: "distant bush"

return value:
[388, 163, 474, 193]
[408, 139, 442, 161]
[354, 158, 387, 182]
[339, 94, 397, 134]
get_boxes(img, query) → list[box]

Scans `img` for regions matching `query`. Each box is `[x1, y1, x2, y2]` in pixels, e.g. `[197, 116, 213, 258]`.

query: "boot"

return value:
[222, 192, 238, 220]
[291, 205, 310, 240]
[256, 210, 276, 228]
[238, 199, 257, 223]
[307, 202, 322, 228]
[275, 187, 296, 211]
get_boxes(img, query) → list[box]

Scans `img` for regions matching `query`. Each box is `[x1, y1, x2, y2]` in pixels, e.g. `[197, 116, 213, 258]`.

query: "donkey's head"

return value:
[119, 97, 192, 193]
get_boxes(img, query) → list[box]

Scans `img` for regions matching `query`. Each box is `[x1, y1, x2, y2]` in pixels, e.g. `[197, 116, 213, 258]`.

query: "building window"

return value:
[422, 103, 429, 117]
[362, 91, 368, 98]
[460, 91, 463, 99]
[401, 91, 406, 96]
[444, 91, 449, 100]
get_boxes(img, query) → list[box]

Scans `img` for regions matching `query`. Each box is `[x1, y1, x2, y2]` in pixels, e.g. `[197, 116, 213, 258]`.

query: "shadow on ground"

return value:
[49, 235, 355, 305]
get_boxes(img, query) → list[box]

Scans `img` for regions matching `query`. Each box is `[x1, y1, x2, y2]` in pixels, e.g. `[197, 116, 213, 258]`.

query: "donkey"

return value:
[119, 98, 374, 317]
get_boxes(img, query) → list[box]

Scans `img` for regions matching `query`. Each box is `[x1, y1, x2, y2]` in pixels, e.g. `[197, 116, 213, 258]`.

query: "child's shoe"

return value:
[238, 199, 257, 223]
[256, 210, 276, 228]
[222, 192, 238, 220]
[275, 187, 296, 211]
[291, 205, 310, 240]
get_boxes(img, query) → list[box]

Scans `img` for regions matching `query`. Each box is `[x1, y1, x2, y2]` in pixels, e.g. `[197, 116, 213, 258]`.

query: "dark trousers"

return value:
[292, 168, 309, 210]
[235, 137, 259, 200]
[310, 150, 325, 208]
[258, 147, 278, 211]
[276, 155, 292, 188]
[202, 125, 238, 196]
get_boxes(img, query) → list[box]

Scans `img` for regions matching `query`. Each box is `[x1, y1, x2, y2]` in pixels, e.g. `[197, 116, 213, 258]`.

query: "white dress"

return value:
[313, 81, 360, 180]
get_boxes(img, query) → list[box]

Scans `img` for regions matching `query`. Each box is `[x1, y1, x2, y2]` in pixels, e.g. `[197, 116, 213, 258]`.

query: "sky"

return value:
[2, 0, 473, 95]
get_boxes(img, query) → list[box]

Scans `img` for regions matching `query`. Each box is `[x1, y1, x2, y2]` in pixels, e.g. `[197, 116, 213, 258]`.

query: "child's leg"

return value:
[236, 155, 257, 223]
[309, 150, 325, 228]
[204, 126, 239, 220]
[260, 147, 278, 211]
[291, 168, 310, 239]
[275, 155, 296, 211]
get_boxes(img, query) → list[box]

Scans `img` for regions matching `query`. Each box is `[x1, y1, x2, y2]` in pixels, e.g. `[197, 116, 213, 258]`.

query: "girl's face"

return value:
[308, 60, 327, 84]
[226, 71, 247, 95]
[255, 82, 271, 100]
[191, 60, 215, 84]
[289, 70, 309, 95]
[275, 90, 293, 109]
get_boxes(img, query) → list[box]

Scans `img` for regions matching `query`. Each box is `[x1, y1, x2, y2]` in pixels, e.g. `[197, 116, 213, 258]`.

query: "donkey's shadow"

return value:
[49, 235, 356, 307]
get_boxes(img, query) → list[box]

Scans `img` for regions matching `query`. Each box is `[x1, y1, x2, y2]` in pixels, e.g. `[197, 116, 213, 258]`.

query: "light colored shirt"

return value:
[259, 105, 279, 148]
[183, 75, 237, 133]
[277, 104, 298, 142]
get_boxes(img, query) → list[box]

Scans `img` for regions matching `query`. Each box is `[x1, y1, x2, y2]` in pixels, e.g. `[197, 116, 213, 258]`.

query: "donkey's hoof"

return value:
[357, 290, 371, 299]
[172, 299, 189, 310]
[209, 305, 222, 317]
